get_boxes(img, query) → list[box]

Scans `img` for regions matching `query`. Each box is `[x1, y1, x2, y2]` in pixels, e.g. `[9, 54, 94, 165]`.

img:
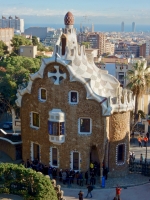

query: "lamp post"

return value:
[144, 136, 148, 163]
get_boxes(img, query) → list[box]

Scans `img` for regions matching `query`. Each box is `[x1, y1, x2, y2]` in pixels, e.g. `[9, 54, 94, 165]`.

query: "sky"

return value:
[0, 0, 150, 25]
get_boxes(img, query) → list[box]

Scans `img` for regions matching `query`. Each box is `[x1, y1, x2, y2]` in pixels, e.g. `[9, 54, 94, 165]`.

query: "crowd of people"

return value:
[21, 159, 109, 187]
[138, 135, 149, 148]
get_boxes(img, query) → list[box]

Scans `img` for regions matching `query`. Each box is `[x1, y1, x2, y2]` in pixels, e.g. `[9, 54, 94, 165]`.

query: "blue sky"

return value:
[0, 0, 150, 24]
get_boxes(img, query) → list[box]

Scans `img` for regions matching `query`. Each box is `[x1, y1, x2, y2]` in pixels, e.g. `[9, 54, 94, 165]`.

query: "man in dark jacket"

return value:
[85, 184, 93, 198]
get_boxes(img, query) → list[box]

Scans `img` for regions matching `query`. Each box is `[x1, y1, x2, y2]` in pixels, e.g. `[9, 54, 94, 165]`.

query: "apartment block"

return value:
[0, 16, 24, 33]
[105, 41, 115, 55]
[24, 27, 54, 40]
[140, 43, 146, 57]
[86, 32, 106, 55]
[77, 33, 87, 44]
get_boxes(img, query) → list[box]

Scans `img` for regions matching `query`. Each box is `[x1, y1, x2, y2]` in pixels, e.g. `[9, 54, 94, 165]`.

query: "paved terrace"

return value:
[0, 138, 150, 199]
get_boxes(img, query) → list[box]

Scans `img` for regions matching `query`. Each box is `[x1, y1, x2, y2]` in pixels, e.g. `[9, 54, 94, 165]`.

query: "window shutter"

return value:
[61, 122, 65, 135]
[48, 121, 53, 135]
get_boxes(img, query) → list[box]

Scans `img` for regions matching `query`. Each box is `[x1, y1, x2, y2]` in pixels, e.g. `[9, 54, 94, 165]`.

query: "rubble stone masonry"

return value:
[21, 62, 131, 175]
[21, 63, 106, 171]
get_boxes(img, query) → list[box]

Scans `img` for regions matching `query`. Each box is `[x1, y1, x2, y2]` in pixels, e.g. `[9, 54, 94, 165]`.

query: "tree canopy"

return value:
[126, 60, 150, 115]
[32, 36, 39, 46]
[11, 35, 32, 55]
[0, 41, 9, 57]
[81, 42, 90, 49]
[0, 56, 41, 107]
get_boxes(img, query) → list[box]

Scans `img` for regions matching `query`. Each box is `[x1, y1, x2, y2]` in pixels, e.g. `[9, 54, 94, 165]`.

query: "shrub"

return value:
[0, 163, 57, 200]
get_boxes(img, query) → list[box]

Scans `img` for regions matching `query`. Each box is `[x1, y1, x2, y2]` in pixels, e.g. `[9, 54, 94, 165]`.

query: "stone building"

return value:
[16, 12, 134, 178]
[0, 28, 14, 51]
[19, 45, 37, 58]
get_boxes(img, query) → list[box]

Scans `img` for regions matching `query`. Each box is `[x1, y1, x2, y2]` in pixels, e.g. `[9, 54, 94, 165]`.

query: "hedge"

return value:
[0, 163, 57, 200]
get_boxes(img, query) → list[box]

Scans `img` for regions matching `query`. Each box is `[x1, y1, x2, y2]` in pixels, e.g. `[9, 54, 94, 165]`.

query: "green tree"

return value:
[11, 35, 32, 55]
[81, 42, 90, 49]
[0, 41, 8, 57]
[49, 46, 54, 51]
[32, 36, 39, 46]
[37, 42, 49, 52]
[0, 56, 41, 107]
[126, 60, 150, 116]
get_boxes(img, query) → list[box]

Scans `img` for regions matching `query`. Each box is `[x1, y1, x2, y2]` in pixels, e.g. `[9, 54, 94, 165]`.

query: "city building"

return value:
[115, 42, 132, 57]
[140, 43, 146, 57]
[129, 44, 140, 57]
[24, 27, 54, 40]
[146, 40, 150, 57]
[105, 40, 115, 55]
[86, 32, 106, 55]
[19, 45, 37, 58]
[0, 16, 24, 33]
[91, 23, 94, 32]
[77, 33, 87, 44]
[121, 22, 124, 32]
[132, 22, 136, 32]
[0, 28, 14, 51]
[16, 12, 134, 178]
[44, 30, 61, 47]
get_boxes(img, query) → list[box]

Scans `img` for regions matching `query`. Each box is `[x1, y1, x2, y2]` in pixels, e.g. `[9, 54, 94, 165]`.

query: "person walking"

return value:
[140, 154, 143, 164]
[132, 152, 135, 162]
[138, 137, 142, 147]
[115, 185, 122, 200]
[78, 190, 83, 200]
[85, 184, 93, 198]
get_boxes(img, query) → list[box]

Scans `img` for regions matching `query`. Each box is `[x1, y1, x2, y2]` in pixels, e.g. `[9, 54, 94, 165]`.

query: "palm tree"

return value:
[126, 60, 150, 117]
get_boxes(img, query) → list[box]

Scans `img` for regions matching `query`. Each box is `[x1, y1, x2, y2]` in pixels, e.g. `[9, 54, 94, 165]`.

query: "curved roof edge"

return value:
[0, 137, 22, 145]
[15, 55, 134, 116]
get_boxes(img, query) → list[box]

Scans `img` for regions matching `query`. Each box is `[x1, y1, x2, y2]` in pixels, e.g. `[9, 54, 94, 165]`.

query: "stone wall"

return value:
[0, 140, 16, 160]
[108, 111, 130, 177]
[21, 62, 106, 172]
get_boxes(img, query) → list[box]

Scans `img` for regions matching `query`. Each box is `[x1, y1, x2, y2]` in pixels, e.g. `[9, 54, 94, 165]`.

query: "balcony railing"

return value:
[49, 135, 65, 144]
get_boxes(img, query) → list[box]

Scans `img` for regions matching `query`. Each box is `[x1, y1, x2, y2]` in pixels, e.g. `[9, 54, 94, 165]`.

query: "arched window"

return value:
[116, 143, 126, 165]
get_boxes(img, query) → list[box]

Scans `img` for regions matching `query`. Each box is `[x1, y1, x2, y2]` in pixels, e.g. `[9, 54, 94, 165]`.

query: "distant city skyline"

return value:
[0, 0, 150, 25]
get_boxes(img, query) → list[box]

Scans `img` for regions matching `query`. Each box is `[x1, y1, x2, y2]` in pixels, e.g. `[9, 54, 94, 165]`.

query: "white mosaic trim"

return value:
[116, 143, 126, 166]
